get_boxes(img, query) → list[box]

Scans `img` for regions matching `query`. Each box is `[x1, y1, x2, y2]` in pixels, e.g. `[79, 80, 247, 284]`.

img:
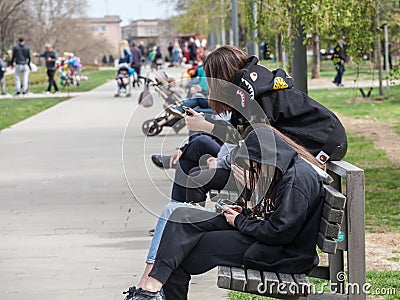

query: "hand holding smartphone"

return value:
[215, 201, 230, 213]
[182, 106, 194, 116]
[215, 199, 236, 213]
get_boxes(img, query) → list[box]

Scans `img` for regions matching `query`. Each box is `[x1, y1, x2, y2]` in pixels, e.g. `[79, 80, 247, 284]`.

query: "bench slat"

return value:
[324, 184, 346, 210]
[322, 202, 344, 224]
[317, 232, 338, 254]
[293, 273, 310, 295]
[217, 266, 231, 289]
[246, 269, 262, 293]
[231, 267, 246, 291]
[262, 271, 280, 295]
[277, 273, 297, 295]
[319, 217, 341, 239]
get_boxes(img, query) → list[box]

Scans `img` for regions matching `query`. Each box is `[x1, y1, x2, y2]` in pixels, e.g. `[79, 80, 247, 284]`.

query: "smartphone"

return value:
[215, 199, 235, 213]
[215, 201, 229, 212]
[182, 106, 193, 116]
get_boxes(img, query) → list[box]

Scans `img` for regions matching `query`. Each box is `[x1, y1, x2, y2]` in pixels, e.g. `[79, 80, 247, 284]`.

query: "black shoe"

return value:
[123, 286, 137, 300]
[151, 154, 174, 169]
[129, 288, 163, 300]
[13, 92, 21, 97]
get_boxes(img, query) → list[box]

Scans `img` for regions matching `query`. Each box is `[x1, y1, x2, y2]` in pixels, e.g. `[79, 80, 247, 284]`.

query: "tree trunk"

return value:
[292, 22, 308, 94]
[311, 32, 320, 79]
[275, 33, 282, 63]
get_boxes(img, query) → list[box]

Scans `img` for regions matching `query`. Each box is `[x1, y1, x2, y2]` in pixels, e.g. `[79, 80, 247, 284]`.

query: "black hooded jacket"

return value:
[232, 128, 325, 274]
[211, 56, 347, 158]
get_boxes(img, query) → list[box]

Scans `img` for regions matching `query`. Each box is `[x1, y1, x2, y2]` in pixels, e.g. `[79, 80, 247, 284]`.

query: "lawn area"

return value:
[0, 67, 115, 131]
[3, 67, 115, 94]
[309, 85, 400, 134]
[260, 59, 376, 81]
[0, 97, 67, 130]
[308, 87, 400, 232]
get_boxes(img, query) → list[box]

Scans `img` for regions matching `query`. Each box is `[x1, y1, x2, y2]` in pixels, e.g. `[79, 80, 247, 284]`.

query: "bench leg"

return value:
[329, 250, 345, 294]
[346, 170, 366, 300]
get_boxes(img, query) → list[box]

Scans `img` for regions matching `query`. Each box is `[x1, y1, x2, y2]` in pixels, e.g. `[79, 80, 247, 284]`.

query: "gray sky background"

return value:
[86, 0, 176, 25]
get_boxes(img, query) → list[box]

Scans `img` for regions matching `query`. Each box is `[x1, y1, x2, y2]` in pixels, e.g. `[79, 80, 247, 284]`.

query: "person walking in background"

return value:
[167, 42, 173, 62]
[332, 36, 347, 87]
[260, 40, 270, 60]
[152, 46, 163, 70]
[172, 42, 182, 67]
[148, 47, 155, 70]
[0, 54, 8, 95]
[138, 41, 145, 62]
[130, 41, 142, 86]
[33, 43, 59, 94]
[188, 37, 197, 65]
[119, 40, 133, 65]
[11, 37, 31, 96]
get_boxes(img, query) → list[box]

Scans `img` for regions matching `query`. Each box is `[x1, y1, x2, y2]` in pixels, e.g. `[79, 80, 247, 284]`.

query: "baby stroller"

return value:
[140, 70, 186, 136]
[115, 63, 134, 97]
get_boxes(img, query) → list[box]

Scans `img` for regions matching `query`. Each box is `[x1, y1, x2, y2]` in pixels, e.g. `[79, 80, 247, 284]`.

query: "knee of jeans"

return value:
[192, 135, 214, 148]
[160, 202, 193, 220]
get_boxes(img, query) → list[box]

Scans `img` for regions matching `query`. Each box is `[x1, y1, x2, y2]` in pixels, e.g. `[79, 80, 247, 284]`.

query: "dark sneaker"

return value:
[129, 288, 163, 300]
[13, 92, 21, 97]
[123, 286, 137, 300]
[151, 154, 176, 169]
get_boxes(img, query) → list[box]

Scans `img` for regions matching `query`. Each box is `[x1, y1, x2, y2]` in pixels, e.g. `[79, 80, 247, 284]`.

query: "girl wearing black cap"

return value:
[123, 126, 325, 300]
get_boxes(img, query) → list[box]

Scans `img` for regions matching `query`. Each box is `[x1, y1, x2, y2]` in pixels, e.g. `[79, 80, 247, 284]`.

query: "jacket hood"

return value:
[232, 127, 297, 174]
[234, 56, 294, 101]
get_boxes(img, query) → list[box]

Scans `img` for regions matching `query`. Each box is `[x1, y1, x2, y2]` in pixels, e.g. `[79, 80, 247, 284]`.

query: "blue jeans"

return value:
[334, 63, 345, 84]
[182, 95, 213, 114]
[145, 201, 212, 263]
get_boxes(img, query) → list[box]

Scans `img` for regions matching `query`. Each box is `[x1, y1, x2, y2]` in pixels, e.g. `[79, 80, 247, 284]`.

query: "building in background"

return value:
[122, 19, 176, 56]
[80, 15, 122, 56]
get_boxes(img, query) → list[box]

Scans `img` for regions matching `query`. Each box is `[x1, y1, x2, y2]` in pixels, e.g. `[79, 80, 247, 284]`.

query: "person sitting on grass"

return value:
[122, 126, 325, 300]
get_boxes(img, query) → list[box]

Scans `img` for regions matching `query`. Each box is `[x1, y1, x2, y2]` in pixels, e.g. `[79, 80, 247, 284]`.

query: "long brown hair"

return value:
[203, 45, 249, 114]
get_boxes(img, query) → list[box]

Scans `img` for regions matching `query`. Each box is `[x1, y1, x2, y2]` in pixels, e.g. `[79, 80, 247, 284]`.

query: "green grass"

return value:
[344, 135, 400, 232]
[308, 86, 400, 231]
[229, 271, 400, 300]
[309, 86, 400, 133]
[0, 67, 115, 131]
[4, 67, 115, 94]
[0, 97, 68, 130]
[259, 59, 376, 80]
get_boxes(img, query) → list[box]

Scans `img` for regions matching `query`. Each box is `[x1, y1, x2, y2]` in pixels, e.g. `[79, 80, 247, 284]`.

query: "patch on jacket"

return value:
[272, 77, 289, 90]
[265, 198, 275, 214]
[237, 89, 246, 107]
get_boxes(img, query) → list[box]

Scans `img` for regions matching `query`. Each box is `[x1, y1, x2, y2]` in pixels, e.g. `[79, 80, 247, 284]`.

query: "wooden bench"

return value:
[214, 160, 366, 300]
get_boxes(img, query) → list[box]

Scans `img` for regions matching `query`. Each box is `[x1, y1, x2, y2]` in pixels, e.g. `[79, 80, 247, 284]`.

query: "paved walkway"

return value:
[0, 77, 227, 299]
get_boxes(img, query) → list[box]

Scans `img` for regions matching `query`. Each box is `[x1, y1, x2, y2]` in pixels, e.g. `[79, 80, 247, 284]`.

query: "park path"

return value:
[0, 74, 227, 300]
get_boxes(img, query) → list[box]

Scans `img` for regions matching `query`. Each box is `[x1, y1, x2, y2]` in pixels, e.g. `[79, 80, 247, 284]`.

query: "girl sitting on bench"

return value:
[122, 126, 325, 300]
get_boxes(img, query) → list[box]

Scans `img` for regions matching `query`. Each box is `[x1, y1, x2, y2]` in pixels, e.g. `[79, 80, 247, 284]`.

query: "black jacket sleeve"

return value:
[234, 185, 309, 245]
